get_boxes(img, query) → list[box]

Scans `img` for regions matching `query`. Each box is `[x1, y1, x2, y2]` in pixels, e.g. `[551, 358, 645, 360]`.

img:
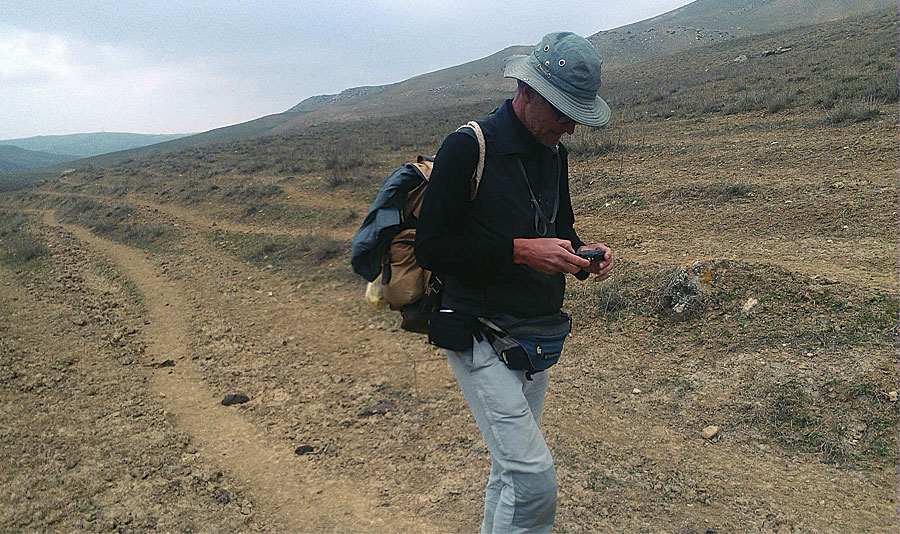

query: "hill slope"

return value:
[0, 145, 75, 171]
[0, 132, 190, 158]
[587, 0, 894, 63]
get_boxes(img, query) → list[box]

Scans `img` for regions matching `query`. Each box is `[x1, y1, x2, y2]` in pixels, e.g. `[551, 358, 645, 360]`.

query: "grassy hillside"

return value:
[0, 145, 75, 171]
[283, 46, 529, 121]
[588, 0, 895, 64]
[599, 7, 897, 122]
[638, 0, 895, 32]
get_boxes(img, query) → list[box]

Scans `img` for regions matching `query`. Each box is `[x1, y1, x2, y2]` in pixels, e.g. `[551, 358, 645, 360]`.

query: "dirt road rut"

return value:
[42, 209, 437, 533]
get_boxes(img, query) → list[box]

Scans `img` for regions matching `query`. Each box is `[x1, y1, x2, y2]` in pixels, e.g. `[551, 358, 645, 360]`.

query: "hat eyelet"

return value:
[558, 59, 566, 67]
[543, 45, 550, 52]
[544, 60, 550, 67]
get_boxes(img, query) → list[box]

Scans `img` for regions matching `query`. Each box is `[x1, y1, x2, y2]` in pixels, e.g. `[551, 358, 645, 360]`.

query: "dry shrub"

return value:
[567, 124, 644, 158]
[0, 211, 47, 265]
[324, 140, 368, 188]
[825, 97, 882, 125]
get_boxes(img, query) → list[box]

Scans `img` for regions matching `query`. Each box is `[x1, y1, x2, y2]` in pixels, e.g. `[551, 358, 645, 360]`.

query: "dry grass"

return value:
[209, 229, 353, 282]
[56, 197, 174, 250]
[0, 211, 47, 265]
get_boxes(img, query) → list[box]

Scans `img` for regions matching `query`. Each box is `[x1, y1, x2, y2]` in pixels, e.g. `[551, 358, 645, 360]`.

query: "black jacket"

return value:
[415, 100, 584, 317]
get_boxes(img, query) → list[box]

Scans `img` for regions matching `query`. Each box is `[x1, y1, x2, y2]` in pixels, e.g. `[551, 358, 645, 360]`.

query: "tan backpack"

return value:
[368, 121, 485, 332]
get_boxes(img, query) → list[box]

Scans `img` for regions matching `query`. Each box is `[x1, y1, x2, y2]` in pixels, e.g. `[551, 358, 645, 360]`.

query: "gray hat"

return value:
[504, 32, 610, 127]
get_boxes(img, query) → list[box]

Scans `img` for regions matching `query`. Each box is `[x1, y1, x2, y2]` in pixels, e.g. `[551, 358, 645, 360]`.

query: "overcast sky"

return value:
[1, 0, 693, 139]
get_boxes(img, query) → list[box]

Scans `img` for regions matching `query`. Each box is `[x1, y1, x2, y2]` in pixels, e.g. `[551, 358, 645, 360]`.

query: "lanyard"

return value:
[515, 155, 560, 236]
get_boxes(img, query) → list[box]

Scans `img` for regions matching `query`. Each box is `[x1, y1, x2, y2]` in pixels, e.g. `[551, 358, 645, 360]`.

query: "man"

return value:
[414, 32, 615, 533]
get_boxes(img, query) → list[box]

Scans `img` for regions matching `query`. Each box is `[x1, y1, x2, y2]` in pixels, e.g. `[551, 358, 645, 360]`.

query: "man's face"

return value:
[522, 92, 578, 147]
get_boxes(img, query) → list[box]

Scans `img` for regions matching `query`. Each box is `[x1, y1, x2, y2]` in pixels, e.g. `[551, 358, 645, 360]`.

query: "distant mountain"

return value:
[0, 145, 76, 171]
[0, 132, 190, 158]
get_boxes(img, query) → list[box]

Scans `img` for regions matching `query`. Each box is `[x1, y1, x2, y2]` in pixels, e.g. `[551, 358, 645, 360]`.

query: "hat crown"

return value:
[532, 32, 603, 97]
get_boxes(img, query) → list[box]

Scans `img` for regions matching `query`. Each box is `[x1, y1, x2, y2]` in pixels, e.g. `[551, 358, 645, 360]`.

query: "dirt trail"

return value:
[40, 209, 437, 533]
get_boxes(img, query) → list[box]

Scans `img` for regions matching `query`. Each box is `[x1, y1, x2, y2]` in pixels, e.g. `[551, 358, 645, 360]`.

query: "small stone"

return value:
[888, 391, 898, 402]
[153, 359, 176, 368]
[741, 297, 759, 313]
[221, 393, 250, 406]
[359, 400, 397, 417]
[701, 425, 720, 440]
[632, 388, 642, 395]
[294, 445, 315, 455]
[213, 487, 231, 504]
[832, 181, 845, 189]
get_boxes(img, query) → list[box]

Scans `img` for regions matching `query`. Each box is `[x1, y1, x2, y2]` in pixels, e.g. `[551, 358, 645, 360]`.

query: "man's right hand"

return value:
[513, 238, 590, 275]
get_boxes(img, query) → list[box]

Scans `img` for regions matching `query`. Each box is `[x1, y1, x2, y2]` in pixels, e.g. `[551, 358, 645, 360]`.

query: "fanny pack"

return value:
[478, 312, 572, 380]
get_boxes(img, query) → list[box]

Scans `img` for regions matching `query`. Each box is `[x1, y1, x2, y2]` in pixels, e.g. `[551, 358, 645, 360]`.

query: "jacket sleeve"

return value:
[554, 145, 586, 251]
[414, 131, 514, 282]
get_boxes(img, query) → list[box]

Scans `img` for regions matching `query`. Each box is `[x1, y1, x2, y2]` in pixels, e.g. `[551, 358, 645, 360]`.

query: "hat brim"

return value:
[504, 54, 610, 128]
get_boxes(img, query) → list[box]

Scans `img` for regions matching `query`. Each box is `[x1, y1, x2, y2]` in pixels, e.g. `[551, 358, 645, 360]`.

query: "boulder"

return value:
[661, 259, 720, 320]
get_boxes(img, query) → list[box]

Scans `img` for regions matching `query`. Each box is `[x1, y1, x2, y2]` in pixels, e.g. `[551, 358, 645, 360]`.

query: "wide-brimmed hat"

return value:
[504, 32, 610, 127]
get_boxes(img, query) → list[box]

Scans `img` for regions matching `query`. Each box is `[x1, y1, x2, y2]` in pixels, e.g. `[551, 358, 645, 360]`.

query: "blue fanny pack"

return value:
[478, 312, 572, 380]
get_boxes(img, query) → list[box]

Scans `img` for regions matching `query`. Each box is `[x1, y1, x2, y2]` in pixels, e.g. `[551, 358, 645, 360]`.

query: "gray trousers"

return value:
[446, 337, 557, 534]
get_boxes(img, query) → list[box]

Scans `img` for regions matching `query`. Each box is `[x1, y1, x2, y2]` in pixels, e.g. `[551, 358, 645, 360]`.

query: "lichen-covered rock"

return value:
[661, 259, 720, 320]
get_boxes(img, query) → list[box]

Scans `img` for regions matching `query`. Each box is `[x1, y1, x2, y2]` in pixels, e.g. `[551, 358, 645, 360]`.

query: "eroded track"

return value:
[37, 209, 441, 533]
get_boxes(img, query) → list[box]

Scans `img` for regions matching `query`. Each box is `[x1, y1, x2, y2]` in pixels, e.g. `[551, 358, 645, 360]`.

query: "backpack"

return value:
[351, 121, 485, 333]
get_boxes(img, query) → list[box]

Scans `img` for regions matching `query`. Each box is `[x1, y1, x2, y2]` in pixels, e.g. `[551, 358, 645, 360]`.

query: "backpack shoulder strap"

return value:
[456, 121, 486, 201]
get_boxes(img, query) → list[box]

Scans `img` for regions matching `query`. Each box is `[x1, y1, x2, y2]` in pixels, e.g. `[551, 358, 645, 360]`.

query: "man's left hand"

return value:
[578, 243, 614, 282]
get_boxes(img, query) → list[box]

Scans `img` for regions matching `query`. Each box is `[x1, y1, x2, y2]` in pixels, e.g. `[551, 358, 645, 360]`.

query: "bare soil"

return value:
[1, 107, 896, 533]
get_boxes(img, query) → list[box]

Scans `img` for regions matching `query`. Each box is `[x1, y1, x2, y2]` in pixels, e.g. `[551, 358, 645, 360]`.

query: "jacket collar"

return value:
[492, 99, 559, 156]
